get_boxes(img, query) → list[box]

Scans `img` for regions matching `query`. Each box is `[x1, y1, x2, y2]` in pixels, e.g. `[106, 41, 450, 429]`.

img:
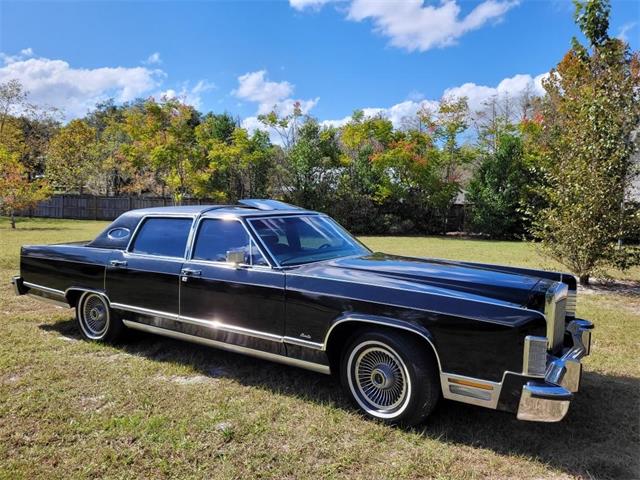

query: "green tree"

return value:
[467, 134, 534, 238]
[420, 96, 473, 184]
[280, 118, 341, 210]
[340, 111, 393, 196]
[198, 126, 274, 202]
[120, 98, 204, 202]
[534, 0, 640, 284]
[46, 119, 97, 193]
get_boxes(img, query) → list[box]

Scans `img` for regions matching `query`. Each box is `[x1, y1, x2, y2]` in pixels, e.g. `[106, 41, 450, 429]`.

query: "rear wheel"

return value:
[341, 329, 440, 427]
[76, 292, 124, 343]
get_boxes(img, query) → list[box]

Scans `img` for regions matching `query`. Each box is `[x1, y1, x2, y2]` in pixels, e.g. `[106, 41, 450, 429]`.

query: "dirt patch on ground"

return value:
[579, 279, 640, 297]
[78, 395, 109, 413]
[155, 374, 218, 385]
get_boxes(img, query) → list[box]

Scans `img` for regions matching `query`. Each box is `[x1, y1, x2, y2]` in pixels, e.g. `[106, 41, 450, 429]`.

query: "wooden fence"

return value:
[15, 195, 470, 232]
[16, 195, 218, 221]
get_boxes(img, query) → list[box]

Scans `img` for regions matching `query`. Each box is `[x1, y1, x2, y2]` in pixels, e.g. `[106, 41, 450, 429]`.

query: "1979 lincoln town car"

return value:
[12, 199, 593, 426]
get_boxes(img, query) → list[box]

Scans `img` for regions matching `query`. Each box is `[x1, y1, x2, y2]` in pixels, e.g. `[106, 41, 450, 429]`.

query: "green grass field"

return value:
[1, 217, 638, 479]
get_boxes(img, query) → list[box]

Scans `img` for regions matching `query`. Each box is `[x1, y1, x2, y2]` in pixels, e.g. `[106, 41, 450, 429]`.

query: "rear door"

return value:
[179, 217, 286, 354]
[106, 216, 193, 317]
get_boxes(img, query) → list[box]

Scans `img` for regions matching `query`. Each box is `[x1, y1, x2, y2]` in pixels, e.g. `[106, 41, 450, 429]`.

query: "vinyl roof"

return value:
[123, 204, 317, 218]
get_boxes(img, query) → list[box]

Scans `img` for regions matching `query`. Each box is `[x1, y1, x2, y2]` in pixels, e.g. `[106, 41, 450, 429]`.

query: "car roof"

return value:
[123, 203, 318, 218]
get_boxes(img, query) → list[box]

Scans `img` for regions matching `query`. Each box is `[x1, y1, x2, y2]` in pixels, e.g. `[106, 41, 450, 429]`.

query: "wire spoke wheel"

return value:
[347, 341, 411, 418]
[79, 293, 110, 340]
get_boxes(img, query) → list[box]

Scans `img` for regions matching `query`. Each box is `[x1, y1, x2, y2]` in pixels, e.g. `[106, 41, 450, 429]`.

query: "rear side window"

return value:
[131, 217, 192, 258]
[192, 219, 267, 265]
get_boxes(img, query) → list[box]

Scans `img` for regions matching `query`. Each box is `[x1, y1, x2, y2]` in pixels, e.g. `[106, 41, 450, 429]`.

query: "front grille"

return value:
[565, 290, 577, 317]
[523, 336, 548, 377]
[545, 282, 569, 351]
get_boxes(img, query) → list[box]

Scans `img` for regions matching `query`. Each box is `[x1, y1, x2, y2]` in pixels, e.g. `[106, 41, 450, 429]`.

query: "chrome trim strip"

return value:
[23, 281, 65, 296]
[123, 253, 186, 263]
[122, 320, 331, 375]
[112, 303, 286, 344]
[323, 316, 443, 371]
[179, 315, 283, 343]
[184, 258, 276, 273]
[283, 336, 324, 350]
[544, 282, 569, 350]
[111, 302, 179, 321]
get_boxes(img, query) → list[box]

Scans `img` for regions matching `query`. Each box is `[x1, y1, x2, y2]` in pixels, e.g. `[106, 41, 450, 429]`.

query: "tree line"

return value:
[0, 0, 638, 284]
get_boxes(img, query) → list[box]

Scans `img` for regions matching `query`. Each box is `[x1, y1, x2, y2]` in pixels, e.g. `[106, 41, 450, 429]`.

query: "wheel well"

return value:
[65, 289, 107, 308]
[325, 321, 440, 377]
[65, 289, 84, 308]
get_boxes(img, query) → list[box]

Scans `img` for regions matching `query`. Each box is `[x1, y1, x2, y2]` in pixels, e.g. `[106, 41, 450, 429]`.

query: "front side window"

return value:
[250, 215, 369, 266]
[192, 219, 267, 266]
[130, 217, 193, 257]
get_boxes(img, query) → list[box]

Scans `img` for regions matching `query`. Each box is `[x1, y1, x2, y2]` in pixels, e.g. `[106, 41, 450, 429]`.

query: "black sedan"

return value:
[12, 199, 593, 426]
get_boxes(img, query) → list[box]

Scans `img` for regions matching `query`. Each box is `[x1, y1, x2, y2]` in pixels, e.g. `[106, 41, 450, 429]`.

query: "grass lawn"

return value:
[1, 217, 638, 479]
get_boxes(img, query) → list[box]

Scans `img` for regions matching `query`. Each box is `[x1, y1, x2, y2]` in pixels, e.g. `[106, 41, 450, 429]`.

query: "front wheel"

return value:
[76, 292, 124, 343]
[341, 329, 441, 427]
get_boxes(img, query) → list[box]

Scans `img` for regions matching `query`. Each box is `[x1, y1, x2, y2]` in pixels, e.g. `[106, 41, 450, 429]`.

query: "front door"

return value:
[179, 217, 285, 355]
[106, 216, 193, 317]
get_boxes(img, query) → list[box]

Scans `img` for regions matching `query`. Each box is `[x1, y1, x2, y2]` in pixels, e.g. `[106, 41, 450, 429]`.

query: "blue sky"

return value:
[1, 0, 638, 128]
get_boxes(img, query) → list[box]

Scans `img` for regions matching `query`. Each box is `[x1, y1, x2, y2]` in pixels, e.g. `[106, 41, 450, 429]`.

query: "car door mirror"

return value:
[226, 249, 246, 266]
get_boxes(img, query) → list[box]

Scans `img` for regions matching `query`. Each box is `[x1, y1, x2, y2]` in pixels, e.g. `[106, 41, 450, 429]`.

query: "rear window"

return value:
[130, 217, 192, 258]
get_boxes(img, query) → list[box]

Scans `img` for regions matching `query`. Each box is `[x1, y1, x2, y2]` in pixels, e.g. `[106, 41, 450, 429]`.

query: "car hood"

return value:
[292, 253, 544, 307]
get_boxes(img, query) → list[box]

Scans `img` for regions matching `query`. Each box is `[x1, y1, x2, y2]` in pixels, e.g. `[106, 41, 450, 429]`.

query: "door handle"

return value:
[181, 268, 202, 276]
[110, 260, 128, 268]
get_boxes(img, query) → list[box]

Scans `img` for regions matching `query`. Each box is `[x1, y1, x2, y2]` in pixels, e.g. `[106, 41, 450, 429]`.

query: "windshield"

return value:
[249, 215, 369, 266]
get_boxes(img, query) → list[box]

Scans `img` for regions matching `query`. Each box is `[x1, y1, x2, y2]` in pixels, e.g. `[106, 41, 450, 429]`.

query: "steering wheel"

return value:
[318, 243, 331, 249]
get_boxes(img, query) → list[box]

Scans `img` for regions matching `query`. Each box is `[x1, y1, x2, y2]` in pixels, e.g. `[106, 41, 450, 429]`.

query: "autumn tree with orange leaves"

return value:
[0, 146, 51, 228]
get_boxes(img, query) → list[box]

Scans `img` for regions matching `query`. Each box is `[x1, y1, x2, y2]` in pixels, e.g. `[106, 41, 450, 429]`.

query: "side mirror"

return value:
[226, 249, 246, 266]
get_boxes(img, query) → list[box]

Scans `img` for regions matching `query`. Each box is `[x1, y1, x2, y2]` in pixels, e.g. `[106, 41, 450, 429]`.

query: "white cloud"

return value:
[233, 69, 318, 116]
[443, 72, 546, 112]
[320, 72, 546, 129]
[616, 22, 637, 43]
[157, 79, 216, 108]
[233, 70, 293, 113]
[240, 116, 264, 133]
[289, 0, 336, 11]
[0, 51, 163, 118]
[144, 52, 162, 65]
[290, 0, 519, 52]
[19, 47, 34, 57]
[320, 99, 438, 129]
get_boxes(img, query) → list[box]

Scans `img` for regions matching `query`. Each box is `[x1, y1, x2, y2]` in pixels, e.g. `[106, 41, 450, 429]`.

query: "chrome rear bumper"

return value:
[517, 319, 593, 422]
[12, 276, 27, 296]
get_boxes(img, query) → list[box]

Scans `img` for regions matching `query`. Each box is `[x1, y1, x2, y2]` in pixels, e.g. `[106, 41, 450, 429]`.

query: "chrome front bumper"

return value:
[517, 319, 593, 422]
